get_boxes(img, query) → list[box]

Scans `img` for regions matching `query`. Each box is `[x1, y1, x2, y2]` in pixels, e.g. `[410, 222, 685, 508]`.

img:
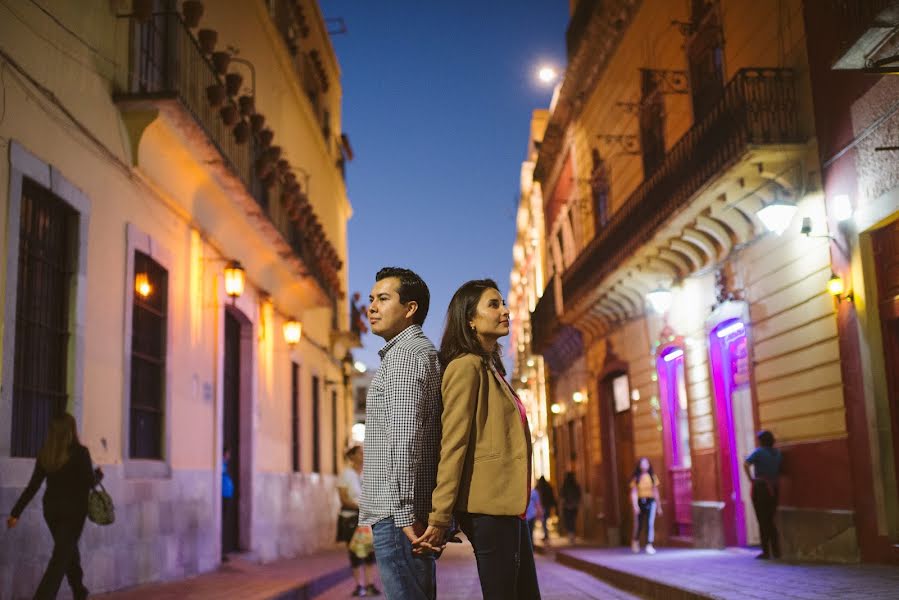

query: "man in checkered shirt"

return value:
[360, 267, 442, 600]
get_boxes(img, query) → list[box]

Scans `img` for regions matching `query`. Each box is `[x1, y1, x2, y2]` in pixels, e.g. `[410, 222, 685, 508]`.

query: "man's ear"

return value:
[404, 301, 419, 321]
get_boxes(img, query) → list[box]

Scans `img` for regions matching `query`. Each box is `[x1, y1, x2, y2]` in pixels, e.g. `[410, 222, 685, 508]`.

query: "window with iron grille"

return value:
[312, 375, 321, 472]
[291, 362, 300, 472]
[11, 179, 77, 457]
[590, 148, 611, 230]
[639, 70, 666, 176]
[130, 251, 168, 459]
[687, 8, 725, 121]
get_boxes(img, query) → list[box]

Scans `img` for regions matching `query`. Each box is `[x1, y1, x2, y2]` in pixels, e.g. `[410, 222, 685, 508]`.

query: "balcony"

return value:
[530, 277, 585, 370]
[532, 68, 801, 345]
[114, 11, 340, 302]
[831, 0, 899, 69]
[566, 0, 602, 62]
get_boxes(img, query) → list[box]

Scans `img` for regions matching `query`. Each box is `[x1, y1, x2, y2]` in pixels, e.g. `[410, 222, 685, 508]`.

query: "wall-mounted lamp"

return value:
[757, 197, 798, 235]
[353, 360, 367, 373]
[646, 287, 673, 314]
[550, 403, 563, 414]
[223, 260, 245, 302]
[572, 391, 586, 403]
[526, 357, 536, 367]
[134, 272, 152, 298]
[832, 194, 854, 222]
[282, 319, 303, 346]
[827, 272, 854, 303]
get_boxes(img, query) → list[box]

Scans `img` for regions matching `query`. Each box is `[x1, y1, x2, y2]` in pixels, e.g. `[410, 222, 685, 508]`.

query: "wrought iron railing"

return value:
[556, 68, 801, 320]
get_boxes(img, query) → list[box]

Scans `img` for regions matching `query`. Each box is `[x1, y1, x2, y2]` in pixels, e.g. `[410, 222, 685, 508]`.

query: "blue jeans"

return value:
[372, 517, 436, 600]
[458, 513, 541, 600]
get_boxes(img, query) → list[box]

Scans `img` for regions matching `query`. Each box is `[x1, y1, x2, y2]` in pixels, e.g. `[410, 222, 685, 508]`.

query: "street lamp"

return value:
[757, 198, 798, 235]
[282, 319, 302, 346]
[646, 287, 673, 314]
[223, 260, 245, 302]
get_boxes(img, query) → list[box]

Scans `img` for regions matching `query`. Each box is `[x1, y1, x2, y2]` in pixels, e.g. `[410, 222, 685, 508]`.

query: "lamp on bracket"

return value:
[757, 192, 798, 236]
[646, 286, 674, 315]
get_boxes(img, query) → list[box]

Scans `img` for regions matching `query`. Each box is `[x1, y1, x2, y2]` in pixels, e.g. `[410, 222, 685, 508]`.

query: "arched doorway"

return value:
[708, 314, 758, 547]
[657, 344, 693, 540]
[598, 368, 635, 546]
[222, 305, 253, 558]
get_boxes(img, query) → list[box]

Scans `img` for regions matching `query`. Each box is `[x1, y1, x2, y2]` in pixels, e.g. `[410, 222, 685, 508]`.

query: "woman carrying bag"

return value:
[416, 279, 541, 599]
[6, 413, 102, 600]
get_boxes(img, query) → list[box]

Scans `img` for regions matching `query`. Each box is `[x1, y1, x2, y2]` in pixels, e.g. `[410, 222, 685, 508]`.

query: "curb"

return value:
[270, 565, 352, 599]
[555, 551, 714, 600]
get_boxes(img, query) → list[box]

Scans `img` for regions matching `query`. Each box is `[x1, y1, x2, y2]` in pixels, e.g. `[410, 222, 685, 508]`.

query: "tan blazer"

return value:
[428, 353, 532, 528]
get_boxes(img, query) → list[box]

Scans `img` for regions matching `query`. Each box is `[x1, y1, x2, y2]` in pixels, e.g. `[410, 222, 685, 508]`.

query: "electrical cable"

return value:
[27, 0, 116, 65]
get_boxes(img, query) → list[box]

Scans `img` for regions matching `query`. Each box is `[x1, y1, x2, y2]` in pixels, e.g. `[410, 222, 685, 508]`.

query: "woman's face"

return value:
[640, 458, 650, 472]
[470, 288, 510, 346]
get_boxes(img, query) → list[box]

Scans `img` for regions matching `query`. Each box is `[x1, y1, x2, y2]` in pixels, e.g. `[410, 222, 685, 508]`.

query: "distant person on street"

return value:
[222, 445, 235, 562]
[359, 267, 442, 600]
[560, 471, 582, 545]
[6, 413, 102, 600]
[525, 487, 543, 547]
[536, 476, 557, 544]
[338, 445, 380, 597]
[630, 457, 662, 554]
[744, 430, 783, 559]
[415, 279, 541, 600]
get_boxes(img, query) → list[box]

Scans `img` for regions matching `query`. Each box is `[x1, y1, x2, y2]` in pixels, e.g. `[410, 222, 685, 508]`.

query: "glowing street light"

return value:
[537, 65, 558, 85]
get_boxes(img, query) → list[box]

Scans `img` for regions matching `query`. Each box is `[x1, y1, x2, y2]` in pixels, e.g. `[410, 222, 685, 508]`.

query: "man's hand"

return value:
[401, 521, 427, 544]
[414, 524, 448, 552]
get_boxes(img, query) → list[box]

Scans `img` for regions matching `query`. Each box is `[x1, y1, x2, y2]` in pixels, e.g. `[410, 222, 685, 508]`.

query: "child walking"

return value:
[630, 457, 662, 554]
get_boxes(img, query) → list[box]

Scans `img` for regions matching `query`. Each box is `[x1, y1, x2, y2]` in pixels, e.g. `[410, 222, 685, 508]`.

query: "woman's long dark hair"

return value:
[38, 413, 80, 473]
[439, 279, 506, 375]
[631, 457, 655, 483]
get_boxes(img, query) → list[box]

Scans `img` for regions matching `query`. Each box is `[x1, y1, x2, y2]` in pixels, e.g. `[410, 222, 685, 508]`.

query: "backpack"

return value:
[87, 483, 115, 525]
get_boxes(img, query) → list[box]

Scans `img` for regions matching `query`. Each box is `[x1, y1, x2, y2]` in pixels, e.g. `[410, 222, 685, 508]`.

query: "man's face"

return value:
[368, 277, 416, 341]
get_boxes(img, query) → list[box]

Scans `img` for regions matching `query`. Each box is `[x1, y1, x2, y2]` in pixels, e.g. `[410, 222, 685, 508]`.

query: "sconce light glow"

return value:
[663, 348, 684, 362]
[537, 65, 558, 84]
[550, 403, 563, 414]
[526, 357, 535, 367]
[224, 260, 246, 300]
[757, 200, 798, 235]
[282, 319, 302, 346]
[353, 360, 367, 373]
[351, 422, 366, 443]
[646, 287, 674, 314]
[827, 273, 845, 297]
[135, 272, 152, 298]
[572, 391, 586, 403]
[833, 194, 853, 222]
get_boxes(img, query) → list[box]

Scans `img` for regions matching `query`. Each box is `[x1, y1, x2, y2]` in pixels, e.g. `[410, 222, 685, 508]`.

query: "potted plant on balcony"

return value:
[211, 51, 231, 75]
[182, 1, 204, 28]
[257, 128, 274, 149]
[250, 113, 265, 133]
[233, 120, 250, 144]
[132, 0, 153, 22]
[265, 145, 282, 163]
[206, 83, 225, 107]
[220, 104, 239, 126]
[238, 95, 255, 116]
[261, 171, 277, 189]
[197, 29, 217, 54]
[255, 155, 274, 179]
[225, 73, 243, 97]
[277, 159, 290, 176]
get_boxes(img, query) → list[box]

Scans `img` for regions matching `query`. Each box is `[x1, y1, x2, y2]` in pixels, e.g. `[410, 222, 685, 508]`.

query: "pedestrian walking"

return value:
[630, 457, 662, 554]
[525, 487, 543, 547]
[6, 413, 102, 600]
[338, 445, 380, 597]
[744, 430, 782, 559]
[358, 267, 442, 600]
[221, 445, 236, 561]
[560, 472, 582, 545]
[536, 476, 556, 544]
[416, 279, 541, 600]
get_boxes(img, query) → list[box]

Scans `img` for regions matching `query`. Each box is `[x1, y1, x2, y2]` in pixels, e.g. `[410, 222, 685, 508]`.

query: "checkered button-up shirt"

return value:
[360, 325, 442, 528]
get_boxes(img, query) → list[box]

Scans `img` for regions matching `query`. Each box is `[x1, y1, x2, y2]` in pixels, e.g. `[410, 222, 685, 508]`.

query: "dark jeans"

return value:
[633, 498, 657, 544]
[458, 513, 541, 600]
[751, 480, 780, 558]
[34, 511, 88, 600]
[561, 508, 578, 535]
[372, 517, 436, 600]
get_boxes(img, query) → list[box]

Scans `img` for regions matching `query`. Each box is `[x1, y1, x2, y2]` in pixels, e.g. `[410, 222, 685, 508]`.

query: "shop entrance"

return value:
[708, 318, 758, 546]
[600, 371, 635, 546]
[657, 345, 693, 539]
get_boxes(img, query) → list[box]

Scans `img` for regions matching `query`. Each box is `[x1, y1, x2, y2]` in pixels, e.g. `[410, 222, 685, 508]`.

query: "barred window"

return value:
[291, 362, 300, 472]
[639, 70, 666, 176]
[312, 375, 321, 473]
[130, 251, 168, 459]
[11, 179, 77, 456]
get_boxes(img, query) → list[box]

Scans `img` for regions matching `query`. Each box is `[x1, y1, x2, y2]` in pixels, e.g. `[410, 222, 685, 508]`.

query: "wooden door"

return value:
[222, 311, 241, 554]
[873, 220, 899, 488]
[614, 407, 635, 545]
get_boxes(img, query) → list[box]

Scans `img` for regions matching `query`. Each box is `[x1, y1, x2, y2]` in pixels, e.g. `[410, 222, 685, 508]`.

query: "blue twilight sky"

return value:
[323, 1, 568, 370]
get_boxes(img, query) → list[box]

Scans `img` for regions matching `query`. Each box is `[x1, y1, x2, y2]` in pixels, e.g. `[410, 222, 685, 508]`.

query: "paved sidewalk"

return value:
[93, 549, 350, 600]
[558, 546, 899, 600]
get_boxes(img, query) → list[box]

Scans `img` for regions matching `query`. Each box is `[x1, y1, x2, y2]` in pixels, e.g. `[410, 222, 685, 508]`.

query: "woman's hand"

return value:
[632, 503, 640, 516]
[6, 517, 17, 529]
[94, 467, 104, 482]
[413, 524, 448, 553]
[657, 505, 663, 516]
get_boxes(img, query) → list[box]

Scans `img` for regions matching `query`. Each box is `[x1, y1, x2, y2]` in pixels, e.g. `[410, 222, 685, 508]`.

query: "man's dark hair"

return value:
[757, 430, 775, 448]
[375, 267, 430, 326]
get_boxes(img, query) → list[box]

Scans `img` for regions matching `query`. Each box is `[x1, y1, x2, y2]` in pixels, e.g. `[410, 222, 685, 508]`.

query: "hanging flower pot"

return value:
[220, 104, 239, 126]
[277, 159, 290, 176]
[296, 190, 308, 206]
[233, 120, 250, 144]
[257, 128, 274, 148]
[265, 145, 282, 162]
[225, 73, 243, 97]
[238, 95, 255, 116]
[250, 113, 265, 133]
[182, 1, 204, 28]
[206, 83, 225, 107]
[211, 51, 231, 75]
[255, 155, 273, 179]
[261, 171, 277, 189]
[133, 0, 153, 22]
[197, 29, 217, 54]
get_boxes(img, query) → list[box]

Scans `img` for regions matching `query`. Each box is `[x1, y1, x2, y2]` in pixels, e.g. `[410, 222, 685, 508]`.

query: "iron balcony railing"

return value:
[117, 12, 337, 300]
[540, 69, 801, 334]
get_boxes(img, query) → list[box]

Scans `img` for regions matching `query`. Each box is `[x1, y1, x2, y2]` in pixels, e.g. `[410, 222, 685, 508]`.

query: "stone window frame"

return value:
[0, 141, 91, 479]
[122, 223, 174, 479]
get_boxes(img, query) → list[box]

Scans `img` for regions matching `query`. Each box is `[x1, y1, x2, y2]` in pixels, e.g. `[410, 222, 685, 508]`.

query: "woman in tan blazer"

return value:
[415, 279, 540, 599]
